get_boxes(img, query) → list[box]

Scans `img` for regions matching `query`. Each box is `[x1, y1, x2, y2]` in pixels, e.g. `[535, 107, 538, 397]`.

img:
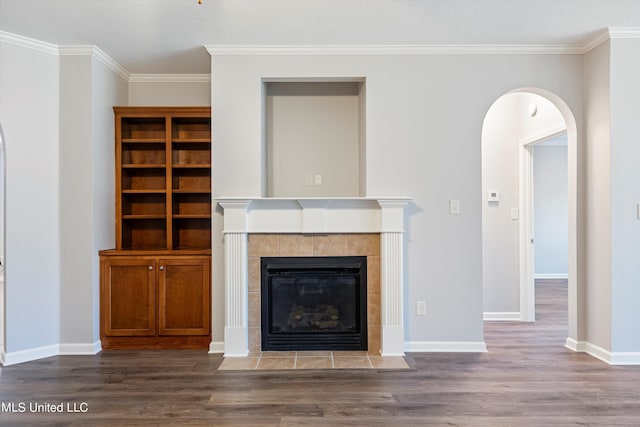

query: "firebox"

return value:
[260, 256, 368, 351]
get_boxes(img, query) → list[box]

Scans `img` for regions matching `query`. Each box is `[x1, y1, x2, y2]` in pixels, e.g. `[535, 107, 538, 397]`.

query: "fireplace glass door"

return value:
[261, 256, 367, 351]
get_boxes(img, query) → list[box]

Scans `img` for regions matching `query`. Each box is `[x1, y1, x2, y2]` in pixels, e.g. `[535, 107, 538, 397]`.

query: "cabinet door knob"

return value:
[159, 266, 165, 271]
[148, 265, 153, 271]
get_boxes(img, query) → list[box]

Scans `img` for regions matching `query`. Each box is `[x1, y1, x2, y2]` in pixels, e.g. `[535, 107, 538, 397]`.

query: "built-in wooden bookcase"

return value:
[100, 107, 212, 350]
[115, 108, 212, 250]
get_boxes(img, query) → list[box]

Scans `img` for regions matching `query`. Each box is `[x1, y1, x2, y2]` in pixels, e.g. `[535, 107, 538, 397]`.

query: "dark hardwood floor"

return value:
[2, 279, 640, 426]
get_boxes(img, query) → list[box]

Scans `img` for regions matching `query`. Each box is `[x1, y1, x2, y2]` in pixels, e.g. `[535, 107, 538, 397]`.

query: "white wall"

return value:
[59, 54, 94, 348]
[91, 57, 128, 341]
[59, 51, 128, 349]
[584, 40, 612, 352]
[128, 81, 210, 106]
[482, 93, 566, 314]
[533, 142, 568, 277]
[609, 38, 640, 353]
[0, 37, 61, 357]
[211, 51, 584, 348]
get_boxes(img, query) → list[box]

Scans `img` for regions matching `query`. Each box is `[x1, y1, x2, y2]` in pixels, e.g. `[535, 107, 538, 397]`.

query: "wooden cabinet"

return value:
[100, 107, 212, 350]
[100, 252, 211, 349]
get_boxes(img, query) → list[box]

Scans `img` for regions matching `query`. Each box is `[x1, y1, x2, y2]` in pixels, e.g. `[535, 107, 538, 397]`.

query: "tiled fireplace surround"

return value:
[247, 233, 381, 354]
[217, 198, 409, 357]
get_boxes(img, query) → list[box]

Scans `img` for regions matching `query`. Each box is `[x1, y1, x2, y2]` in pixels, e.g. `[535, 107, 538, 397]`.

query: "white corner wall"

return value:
[584, 40, 613, 354]
[59, 53, 95, 350]
[0, 36, 61, 362]
[609, 38, 640, 355]
[91, 56, 128, 343]
[533, 143, 568, 277]
[59, 50, 128, 353]
[210, 49, 584, 350]
[1, 33, 127, 364]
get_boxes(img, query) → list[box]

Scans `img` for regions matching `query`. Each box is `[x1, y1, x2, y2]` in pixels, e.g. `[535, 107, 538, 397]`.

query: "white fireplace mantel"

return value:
[216, 196, 411, 357]
[217, 197, 410, 234]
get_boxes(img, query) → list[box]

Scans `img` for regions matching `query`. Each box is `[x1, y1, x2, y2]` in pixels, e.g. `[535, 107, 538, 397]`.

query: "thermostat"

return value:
[488, 191, 500, 202]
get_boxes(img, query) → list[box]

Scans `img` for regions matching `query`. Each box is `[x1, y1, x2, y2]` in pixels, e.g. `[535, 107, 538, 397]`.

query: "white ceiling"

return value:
[1, 0, 639, 74]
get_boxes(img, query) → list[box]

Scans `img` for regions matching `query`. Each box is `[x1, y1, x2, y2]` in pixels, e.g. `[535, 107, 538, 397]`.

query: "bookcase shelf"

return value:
[101, 106, 212, 350]
[113, 107, 212, 251]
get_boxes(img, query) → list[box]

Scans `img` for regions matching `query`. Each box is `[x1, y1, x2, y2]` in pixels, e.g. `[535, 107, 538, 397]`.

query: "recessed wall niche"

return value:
[264, 79, 366, 197]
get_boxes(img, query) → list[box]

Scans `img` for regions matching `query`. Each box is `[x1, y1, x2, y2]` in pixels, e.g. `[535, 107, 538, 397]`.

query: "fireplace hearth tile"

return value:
[260, 351, 297, 358]
[217, 351, 411, 371]
[332, 355, 372, 369]
[297, 350, 332, 357]
[217, 357, 260, 370]
[295, 356, 333, 369]
[256, 357, 296, 370]
[369, 356, 410, 369]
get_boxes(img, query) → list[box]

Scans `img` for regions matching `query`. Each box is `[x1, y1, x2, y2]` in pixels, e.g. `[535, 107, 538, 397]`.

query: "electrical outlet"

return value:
[314, 174, 323, 186]
[416, 301, 426, 316]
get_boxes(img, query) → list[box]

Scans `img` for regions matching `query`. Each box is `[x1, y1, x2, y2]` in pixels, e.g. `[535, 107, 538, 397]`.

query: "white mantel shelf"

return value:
[216, 197, 411, 234]
[215, 196, 411, 358]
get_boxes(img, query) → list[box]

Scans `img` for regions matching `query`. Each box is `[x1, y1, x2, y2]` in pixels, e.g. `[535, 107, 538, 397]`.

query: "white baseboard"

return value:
[483, 312, 521, 321]
[405, 341, 487, 353]
[208, 341, 225, 354]
[1, 344, 59, 366]
[1, 341, 102, 366]
[59, 341, 102, 355]
[534, 273, 568, 279]
[565, 338, 640, 365]
[564, 337, 586, 352]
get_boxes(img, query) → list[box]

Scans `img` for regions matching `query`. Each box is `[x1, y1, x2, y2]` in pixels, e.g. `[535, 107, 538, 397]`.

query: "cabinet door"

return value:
[157, 257, 210, 336]
[101, 257, 156, 336]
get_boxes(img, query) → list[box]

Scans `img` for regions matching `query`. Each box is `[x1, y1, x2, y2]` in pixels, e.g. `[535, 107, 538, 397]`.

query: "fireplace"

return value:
[216, 197, 409, 357]
[261, 256, 368, 351]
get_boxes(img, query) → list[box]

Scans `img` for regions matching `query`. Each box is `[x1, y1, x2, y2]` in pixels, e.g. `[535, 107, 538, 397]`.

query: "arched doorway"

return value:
[0, 124, 5, 357]
[481, 88, 580, 348]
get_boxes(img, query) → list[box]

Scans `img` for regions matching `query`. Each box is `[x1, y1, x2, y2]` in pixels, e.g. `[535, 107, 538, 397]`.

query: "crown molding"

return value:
[608, 27, 640, 39]
[1, 31, 130, 80]
[0, 31, 58, 55]
[581, 27, 640, 53]
[128, 74, 211, 83]
[59, 45, 130, 81]
[206, 27, 640, 57]
[206, 43, 585, 56]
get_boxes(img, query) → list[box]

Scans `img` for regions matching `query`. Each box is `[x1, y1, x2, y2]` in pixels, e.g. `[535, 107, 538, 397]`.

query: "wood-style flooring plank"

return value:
[3, 280, 640, 425]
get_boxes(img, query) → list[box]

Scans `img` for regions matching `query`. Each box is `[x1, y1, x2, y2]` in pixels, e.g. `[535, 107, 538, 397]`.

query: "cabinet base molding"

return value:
[101, 335, 211, 350]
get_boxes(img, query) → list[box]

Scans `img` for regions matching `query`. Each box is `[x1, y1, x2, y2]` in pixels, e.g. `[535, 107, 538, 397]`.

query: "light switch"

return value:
[416, 301, 426, 316]
[511, 208, 519, 220]
[449, 200, 460, 215]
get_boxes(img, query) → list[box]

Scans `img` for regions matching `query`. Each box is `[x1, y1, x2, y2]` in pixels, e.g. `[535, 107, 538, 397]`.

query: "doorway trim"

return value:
[519, 124, 567, 322]
[482, 87, 580, 349]
[510, 88, 579, 348]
